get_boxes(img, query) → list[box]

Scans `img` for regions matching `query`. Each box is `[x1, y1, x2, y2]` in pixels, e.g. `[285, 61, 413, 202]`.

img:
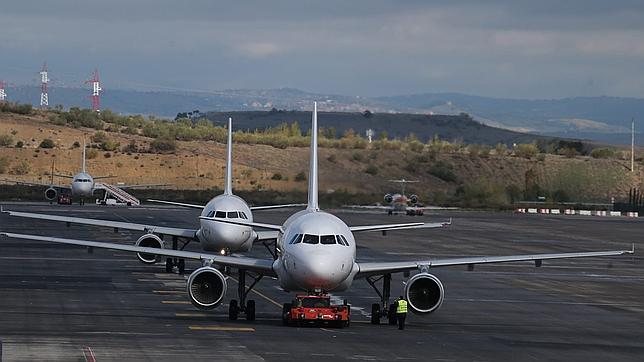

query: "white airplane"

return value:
[1, 103, 633, 324]
[9, 141, 115, 205]
[346, 179, 433, 216]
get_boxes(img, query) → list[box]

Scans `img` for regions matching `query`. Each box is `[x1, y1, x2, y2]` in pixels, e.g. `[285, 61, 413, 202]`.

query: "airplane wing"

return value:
[254, 230, 280, 243]
[199, 216, 283, 231]
[93, 175, 117, 180]
[250, 203, 307, 211]
[2, 210, 197, 239]
[343, 205, 391, 210]
[54, 174, 74, 179]
[2, 179, 71, 189]
[118, 184, 169, 189]
[349, 220, 451, 233]
[0, 232, 275, 276]
[147, 199, 204, 209]
[355, 246, 634, 278]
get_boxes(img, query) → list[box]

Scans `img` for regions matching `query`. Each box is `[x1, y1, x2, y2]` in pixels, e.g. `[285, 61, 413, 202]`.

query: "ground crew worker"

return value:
[395, 295, 408, 330]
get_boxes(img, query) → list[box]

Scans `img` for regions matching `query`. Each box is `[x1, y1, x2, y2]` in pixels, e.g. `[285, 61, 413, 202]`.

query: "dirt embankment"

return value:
[0, 112, 642, 203]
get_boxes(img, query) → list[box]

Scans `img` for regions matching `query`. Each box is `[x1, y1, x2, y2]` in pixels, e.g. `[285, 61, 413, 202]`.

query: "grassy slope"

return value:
[0, 111, 642, 203]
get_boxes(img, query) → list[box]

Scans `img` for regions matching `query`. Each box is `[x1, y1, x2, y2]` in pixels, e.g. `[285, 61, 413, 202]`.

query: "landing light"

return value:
[220, 249, 226, 256]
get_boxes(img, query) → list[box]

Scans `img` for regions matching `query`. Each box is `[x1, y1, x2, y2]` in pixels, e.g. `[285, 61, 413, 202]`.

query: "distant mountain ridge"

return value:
[4, 85, 642, 144]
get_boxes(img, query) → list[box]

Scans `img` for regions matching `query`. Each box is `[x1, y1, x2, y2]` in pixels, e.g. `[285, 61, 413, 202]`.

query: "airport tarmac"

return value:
[0, 202, 642, 361]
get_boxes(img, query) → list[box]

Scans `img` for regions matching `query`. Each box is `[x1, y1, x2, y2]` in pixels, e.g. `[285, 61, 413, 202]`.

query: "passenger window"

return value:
[227, 211, 239, 219]
[289, 234, 302, 244]
[214, 211, 226, 218]
[302, 234, 319, 244]
[320, 235, 336, 245]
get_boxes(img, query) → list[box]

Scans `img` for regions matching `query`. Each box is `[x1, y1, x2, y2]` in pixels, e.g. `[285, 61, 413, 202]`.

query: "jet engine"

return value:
[187, 266, 227, 309]
[135, 233, 164, 264]
[404, 273, 444, 314]
[384, 194, 393, 203]
[409, 194, 418, 204]
[45, 187, 57, 201]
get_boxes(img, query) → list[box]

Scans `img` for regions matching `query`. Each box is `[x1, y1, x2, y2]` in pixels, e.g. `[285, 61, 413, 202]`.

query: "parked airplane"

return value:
[346, 179, 433, 215]
[1, 103, 633, 325]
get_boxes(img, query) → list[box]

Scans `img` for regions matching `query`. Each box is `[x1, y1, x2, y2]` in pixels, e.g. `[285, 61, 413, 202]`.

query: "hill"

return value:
[5, 86, 643, 145]
[0, 108, 642, 206]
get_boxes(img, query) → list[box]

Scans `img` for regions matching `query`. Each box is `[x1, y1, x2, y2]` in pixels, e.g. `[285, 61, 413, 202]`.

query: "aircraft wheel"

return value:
[229, 300, 239, 320]
[165, 258, 173, 273]
[388, 210, 393, 215]
[246, 300, 256, 321]
[177, 259, 185, 274]
[388, 304, 398, 325]
[282, 303, 292, 326]
[370, 303, 381, 324]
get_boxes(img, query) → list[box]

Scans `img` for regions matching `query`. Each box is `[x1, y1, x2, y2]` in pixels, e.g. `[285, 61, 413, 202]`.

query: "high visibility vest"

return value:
[396, 299, 408, 313]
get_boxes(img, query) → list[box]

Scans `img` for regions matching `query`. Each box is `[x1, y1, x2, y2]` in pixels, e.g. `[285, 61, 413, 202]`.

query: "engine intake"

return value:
[409, 194, 418, 204]
[404, 273, 444, 314]
[187, 266, 227, 309]
[135, 233, 163, 264]
[384, 193, 393, 203]
[45, 187, 57, 201]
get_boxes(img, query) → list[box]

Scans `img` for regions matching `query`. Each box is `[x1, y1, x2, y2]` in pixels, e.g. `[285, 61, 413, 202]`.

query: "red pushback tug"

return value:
[282, 294, 350, 328]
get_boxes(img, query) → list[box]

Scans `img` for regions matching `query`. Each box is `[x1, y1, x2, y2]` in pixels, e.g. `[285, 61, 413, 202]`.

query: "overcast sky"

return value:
[2, 0, 644, 99]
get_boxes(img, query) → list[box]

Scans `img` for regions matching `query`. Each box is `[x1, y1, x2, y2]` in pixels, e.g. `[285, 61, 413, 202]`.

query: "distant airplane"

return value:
[346, 179, 433, 216]
[6, 141, 124, 205]
[2, 103, 632, 325]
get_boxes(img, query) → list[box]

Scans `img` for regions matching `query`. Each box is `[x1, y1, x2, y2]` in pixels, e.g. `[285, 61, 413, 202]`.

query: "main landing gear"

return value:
[164, 235, 191, 274]
[228, 269, 262, 321]
[366, 273, 397, 325]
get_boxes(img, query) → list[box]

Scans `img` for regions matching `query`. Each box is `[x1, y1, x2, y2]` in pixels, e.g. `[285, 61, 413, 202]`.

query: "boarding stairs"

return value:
[95, 183, 140, 206]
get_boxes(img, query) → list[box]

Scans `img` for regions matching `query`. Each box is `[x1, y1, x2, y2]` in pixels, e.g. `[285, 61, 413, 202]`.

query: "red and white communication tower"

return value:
[0, 81, 8, 101]
[40, 62, 49, 108]
[86, 68, 102, 112]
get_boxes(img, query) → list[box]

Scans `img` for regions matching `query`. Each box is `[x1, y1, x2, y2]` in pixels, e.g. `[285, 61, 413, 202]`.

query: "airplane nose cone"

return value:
[296, 251, 349, 290]
[198, 220, 252, 252]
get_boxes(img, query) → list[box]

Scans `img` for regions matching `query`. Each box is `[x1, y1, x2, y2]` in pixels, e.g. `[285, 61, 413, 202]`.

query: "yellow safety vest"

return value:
[396, 299, 408, 314]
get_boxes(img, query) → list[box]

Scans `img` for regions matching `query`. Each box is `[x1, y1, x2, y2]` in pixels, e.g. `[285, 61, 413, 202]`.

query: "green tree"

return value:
[39, 139, 55, 148]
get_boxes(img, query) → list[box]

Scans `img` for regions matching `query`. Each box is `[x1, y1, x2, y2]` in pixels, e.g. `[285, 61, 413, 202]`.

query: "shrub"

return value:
[495, 143, 508, 156]
[121, 140, 138, 153]
[86, 148, 98, 159]
[352, 152, 364, 162]
[590, 148, 616, 159]
[271, 173, 283, 180]
[428, 161, 457, 182]
[72, 141, 80, 148]
[327, 154, 337, 163]
[294, 171, 307, 182]
[103, 152, 112, 158]
[100, 140, 120, 151]
[365, 164, 378, 175]
[15, 141, 23, 148]
[559, 147, 578, 158]
[149, 137, 177, 153]
[0, 134, 14, 147]
[92, 131, 107, 143]
[11, 161, 30, 175]
[39, 139, 55, 148]
[514, 143, 539, 159]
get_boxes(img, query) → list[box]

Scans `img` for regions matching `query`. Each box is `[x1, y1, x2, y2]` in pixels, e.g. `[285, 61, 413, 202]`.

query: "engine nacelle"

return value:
[384, 193, 393, 203]
[187, 266, 227, 309]
[409, 194, 418, 204]
[404, 273, 444, 314]
[135, 233, 164, 264]
[45, 187, 57, 201]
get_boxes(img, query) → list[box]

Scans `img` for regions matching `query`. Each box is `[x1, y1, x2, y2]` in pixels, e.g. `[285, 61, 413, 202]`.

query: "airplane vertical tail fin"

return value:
[307, 102, 319, 211]
[82, 138, 86, 173]
[223, 117, 233, 195]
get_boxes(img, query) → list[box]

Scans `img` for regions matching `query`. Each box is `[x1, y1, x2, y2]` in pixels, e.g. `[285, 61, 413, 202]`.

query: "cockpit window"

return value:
[214, 211, 226, 218]
[302, 234, 319, 244]
[240, 212, 248, 219]
[320, 235, 336, 245]
[206, 210, 215, 218]
[227, 211, 239, 219]
[339, 235, 350, 246]
[288, 234, 302, 244]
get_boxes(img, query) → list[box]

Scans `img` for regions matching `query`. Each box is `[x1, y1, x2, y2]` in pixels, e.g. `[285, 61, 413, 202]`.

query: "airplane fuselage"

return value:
[273, 209, 357, 292]
[71, 172, 95, 198]
[197, 194, 255, 253]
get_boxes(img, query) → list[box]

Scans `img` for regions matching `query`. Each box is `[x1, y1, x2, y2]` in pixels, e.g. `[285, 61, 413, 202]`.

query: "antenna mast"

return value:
[40, 62, 49, 109]
[86, 68, 102, 112]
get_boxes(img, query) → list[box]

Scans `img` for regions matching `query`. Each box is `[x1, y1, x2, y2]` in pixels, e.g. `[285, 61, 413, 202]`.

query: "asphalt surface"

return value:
[0, 202, 642, 361]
